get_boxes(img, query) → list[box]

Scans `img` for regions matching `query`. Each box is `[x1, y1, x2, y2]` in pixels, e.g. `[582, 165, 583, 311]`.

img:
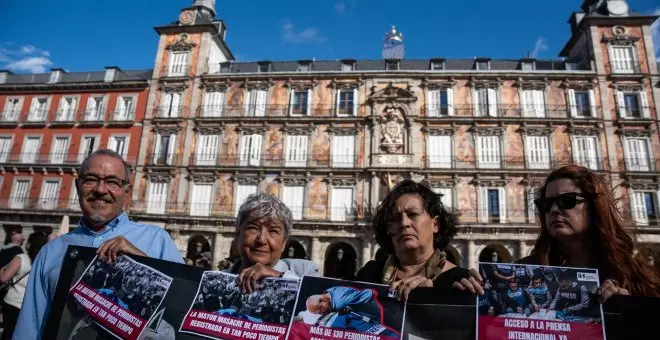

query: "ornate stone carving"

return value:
[368, 83, 417, 104]
[379, 106, 405, 153]
[515, 77, 548, 90]
[518, 124, 553, 136]
[468, 77, 501, 89]
[470, 124, 505, 136]
[629, 182, 659, 191]
[242, 79, 274, 91]
[234, 175, 262, 185]
[194, 124, 225, 134]
[152, 124, 182, 134]
[422, 124, 456, 136]
[420, 77, 456, 89]
[472, 176, 509, 187]
[285, 78, 318, 90]
[560, 79, 597, 90]
[329, 78, 364, 89]
[204, 82, 230, 92]
[146, 172, 173, 183]
[616, 127, 653, 138]
[281, 123, 315, 135]
[427, 177, 460, 188]
[159, 83, 187, 92]
[566, 123, 602, 135]
[166, 34, 197, 51]
[236, 123, 268, 135]
[611, 83, 644, 92]
[327, 123, 360, 135]
[279, 176, 309, 185]
[327, 177, 357, 186]
[188, 172, 217, 183]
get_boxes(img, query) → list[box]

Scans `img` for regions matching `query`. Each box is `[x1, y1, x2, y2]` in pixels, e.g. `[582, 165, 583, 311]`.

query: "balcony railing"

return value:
[196, 104, 337, 118]
[81, 109, 105, 122]
[160, 64, 190, 78]
[25, 110, 48, 122]
[423, 156, 611, 171]
[0, 198, 81, 212]
[154, 106, 187, 119]
[0, 111, 20, 122]
[607, 61, 642, 75]
[189, 154, 358, 168]
[110, 110, 136, 122]
[618, 158, 657, 173]
[53, 110, 76, 122]
[147, 153, 181, 166]
[0, 152, 136, 166]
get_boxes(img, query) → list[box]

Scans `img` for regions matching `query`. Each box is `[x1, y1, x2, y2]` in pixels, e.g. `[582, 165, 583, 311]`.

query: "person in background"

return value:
[356, 180, 470, 301]
[549, 271, 594, 318]
[503, 278, 529, 315]
[13, 149, 184, 340]
[0, 226, 25, 268]
[185, 258, 194, 266]
[526, 274, 552, 313]
[454, 165, 660, 301]
[228, 193, 318, 293]
[513, 265, 532, 287]
[492, 264, 515, 290]
[0, 232, 48, 340]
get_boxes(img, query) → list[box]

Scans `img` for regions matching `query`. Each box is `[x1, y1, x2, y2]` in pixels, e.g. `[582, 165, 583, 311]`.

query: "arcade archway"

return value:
[186, 234, 211, 262]
[282, 240, 307, 259]
[478, 244, 513, 263]
[324, 242, 357, 280]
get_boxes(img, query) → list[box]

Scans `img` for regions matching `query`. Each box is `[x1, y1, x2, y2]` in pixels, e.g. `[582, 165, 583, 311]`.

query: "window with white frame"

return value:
[0, 136, 12, 162]
[521, 61, 535, 71]
[476, 61, 490, 70]
[115, 96, 134, 120]
[10, 179, 30, 209]
[245, 89, 267, 117]
[624, 137, 651, 172]
[521, 89, 545, 117]
[609, 45, 636, 74]
[168, 52, 189, 76]
[238, 134, 262, 166]
[573, 136, 599, 170]
[430, 61, 444, 71]
[289, 89, 312, 116]
[433, 187, 453, 210]
[234, 184, 257, 215]
[147, 181, 168, 214]
[568, 89, 596, 118]
[195, 134, 219, 166]
[85, 96, 104, 120]
[525, 136, 550, 169]
[69, 180, 81, 211]
[160, 92, 182, 118]
[479, 187, 507, 223]
[427, 88, 454, 117]
[341, 62, 355, 72]
[39, 179, 60, 210]
[203, 91, 225, 117]
[78, 136, 98, 163]
[50, 136, 69, 164]
[427, 135, 452, 168]
[49, 71, 61, 83]
[21, 136, 41, 163]
[282, 185, 305, 220]
[616, 90, 650, 119]
[153, 133, 176, 165]
[385, 60, 399, 71]
[28, 97, 48, 121]
[336, 88, 357, 116]
[108, 135, 128, 159]
[190, 182, 213, 216]
[476, 135, 501, 169]
[332, 135, 355, 168]
[57, 97, 77, 121]
[331, 187, 355, 221]
[631, 191, 656, 226]
[3, 98, 21, 121]
[258, 64, 270, 73]
[473, 88, 498, 117]
[298, 63, 310, 72]
[285, 135, 308, 167]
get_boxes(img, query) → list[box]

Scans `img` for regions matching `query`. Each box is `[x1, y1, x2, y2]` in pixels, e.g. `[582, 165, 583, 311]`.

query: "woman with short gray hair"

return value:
[230, 193, 318, 293]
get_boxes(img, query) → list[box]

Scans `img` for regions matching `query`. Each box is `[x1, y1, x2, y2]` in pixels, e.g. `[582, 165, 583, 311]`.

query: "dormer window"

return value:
[430, 60, 444, 71]
[385, 60, 399, 71]
[475, 60, 490, 71]
[49, 69, 62, 83]
[258, 63, 271, 73]
[341, 60, 355, 72]
[565, 62, 578, 71]
[521, 60, 535, 71]
[104, 67, 118, 82]
[298, 62, 311, 72]
[220, 62, 231, 73]
[0, 71, 8, 84]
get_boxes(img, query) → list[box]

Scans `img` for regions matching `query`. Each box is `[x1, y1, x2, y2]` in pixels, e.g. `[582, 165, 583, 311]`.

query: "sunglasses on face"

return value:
[534, 192, 588, 214]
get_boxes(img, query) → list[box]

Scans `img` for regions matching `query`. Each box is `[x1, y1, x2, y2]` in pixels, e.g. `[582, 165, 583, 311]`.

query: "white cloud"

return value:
[531, 37, 548, 58]
[651, 8, 660, 61]
[0, 43, 53, 73]
[281, 20, 327, 44]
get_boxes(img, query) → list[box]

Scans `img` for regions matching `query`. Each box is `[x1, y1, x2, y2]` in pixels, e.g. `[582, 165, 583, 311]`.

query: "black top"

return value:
[0, 245, 23, 268]
[356, 259, 471, 293]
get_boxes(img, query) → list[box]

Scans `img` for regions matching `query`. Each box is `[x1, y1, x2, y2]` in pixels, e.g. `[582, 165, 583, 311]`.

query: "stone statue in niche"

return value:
[380, 106, 404, 153]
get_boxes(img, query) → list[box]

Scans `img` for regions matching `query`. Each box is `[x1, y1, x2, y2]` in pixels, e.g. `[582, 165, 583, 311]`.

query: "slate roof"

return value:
[1, 69, 151, 85]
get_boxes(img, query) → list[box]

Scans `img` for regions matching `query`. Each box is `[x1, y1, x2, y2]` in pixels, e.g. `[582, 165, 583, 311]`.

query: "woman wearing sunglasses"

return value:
[455, 165, 660, 300]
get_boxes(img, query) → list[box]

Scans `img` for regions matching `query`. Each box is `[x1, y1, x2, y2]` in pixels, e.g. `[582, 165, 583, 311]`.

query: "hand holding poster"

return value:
[476, 262, 606, 340]
[179, 270, 299, 340]
[286, 276, 405, 340]
[69, 255, 173, 340]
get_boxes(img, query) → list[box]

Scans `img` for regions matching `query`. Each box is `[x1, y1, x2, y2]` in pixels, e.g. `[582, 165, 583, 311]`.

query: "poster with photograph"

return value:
[69, 255, 173, 340]
[286, 276, 405, 340]
[476, 262, 606, 340]
[179, 270, 299, 340]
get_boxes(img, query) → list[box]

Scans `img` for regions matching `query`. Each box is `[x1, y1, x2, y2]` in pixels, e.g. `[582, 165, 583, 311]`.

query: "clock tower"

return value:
[581, 0, 629, 17]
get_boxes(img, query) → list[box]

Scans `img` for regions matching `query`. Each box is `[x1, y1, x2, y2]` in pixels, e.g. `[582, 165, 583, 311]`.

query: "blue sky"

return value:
[0, 0, 658, 73]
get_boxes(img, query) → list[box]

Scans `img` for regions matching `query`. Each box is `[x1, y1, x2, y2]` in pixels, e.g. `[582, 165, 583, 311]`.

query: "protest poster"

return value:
[179, 270, 299, 340]
[476, 262, 606, 340]
[286, 276, 405, 340]
[69, 255, 173, 340]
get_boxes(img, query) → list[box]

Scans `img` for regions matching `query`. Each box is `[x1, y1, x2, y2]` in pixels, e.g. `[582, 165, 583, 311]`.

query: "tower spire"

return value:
[192, 0, 216, 18]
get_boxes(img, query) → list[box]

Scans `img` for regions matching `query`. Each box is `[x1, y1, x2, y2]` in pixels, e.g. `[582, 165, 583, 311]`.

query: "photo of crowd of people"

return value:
[76, 255, 173, 321]
[190, 271, 299, 325]
[477, 263, 602, 323]
[288, 276, 404, 340]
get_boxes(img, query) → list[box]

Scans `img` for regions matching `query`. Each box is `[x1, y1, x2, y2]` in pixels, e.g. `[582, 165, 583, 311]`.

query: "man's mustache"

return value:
[86, 194, 113, 203]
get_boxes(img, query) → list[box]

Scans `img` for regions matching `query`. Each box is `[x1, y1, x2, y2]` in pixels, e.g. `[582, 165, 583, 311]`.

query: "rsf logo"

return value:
[576, 272, 598, 282]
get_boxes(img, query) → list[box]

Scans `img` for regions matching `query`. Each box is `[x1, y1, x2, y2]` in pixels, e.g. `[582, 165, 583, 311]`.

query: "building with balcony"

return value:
[0, 66, 149, 236]
[126, 0, 660, 275]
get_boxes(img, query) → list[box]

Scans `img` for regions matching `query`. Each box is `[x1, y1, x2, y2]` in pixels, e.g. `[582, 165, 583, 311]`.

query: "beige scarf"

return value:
[381, 249, 447, 284]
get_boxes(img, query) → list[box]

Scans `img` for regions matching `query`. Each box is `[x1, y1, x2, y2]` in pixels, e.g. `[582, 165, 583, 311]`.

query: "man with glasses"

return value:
[13, 149, 183, 340]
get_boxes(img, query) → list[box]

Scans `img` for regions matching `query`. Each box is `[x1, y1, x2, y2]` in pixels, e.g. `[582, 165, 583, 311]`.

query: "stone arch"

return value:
[283, 239, 307, 259]
[445, 245, 461, 266]
[324, 242, 358, 280]
[478, 244, 513, 263]
[186, 234, 211, 262]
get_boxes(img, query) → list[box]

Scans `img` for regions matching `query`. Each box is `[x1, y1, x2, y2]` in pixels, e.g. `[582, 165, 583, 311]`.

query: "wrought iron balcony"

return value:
[154, 106, 187, 119]
[25, 110, 48, 123]
[0, 111, 20, 123]
[195, 104, 337, 118]
[424, 104, 573, 119]
[160, 64, 190, 78]
[189, 154, 358, 168]
[424, 155, 608, 171]
[0, 197, 81, 212]
[109, 110, 136, 123]
[607, 61, 643, 75]
[618, 157, 657, 173]
[0, 152, 136, 166]
[80, 109, 106, 123]
[146, 153, 181, 166]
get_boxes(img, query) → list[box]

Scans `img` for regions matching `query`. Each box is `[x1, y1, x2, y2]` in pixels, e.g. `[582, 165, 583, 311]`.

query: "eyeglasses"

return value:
[534, 193, 588, 214]
[79, 175, 128, 191]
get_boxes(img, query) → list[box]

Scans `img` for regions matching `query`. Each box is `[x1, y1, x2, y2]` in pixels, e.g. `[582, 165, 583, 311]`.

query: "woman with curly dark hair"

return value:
[355, 180, 469, 301]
